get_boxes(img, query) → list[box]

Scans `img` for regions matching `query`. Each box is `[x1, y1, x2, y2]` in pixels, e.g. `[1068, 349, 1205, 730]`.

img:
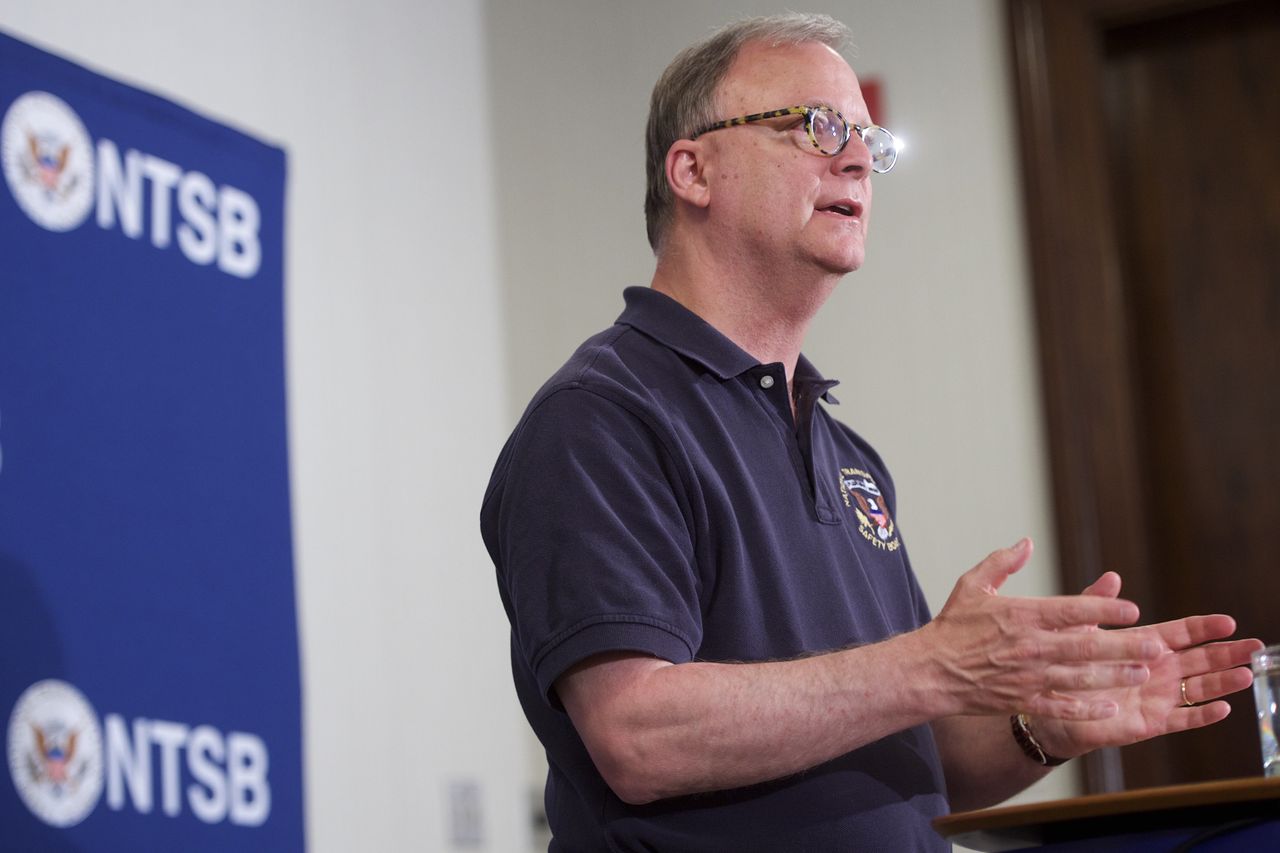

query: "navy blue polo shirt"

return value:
[481, 287, 948, 851]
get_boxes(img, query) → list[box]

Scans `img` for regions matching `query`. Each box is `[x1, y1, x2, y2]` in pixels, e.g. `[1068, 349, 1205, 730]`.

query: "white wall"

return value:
[1, 1, 529, 850]
[485, 0, 1075, 811]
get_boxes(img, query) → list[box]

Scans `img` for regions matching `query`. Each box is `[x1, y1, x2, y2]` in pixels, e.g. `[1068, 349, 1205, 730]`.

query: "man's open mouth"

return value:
[818, 201, 861, 217]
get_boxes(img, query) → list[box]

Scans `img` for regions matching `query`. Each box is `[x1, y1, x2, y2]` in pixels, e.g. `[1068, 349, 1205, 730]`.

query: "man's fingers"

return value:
[1183, 667, 1254, 705]
[1164, 700, 1233, 735]
[1149, 614, 1244, 650]
[1030, 629, 1161, 662]
[1178, 638, 1264, 677]
[966, 538, 1033, 594]
[1043, 662, 1149, 691]
[1032, 595, 1141, 631]
[1081, 571, 1122, 599]
[1057, 572, 1123, 636]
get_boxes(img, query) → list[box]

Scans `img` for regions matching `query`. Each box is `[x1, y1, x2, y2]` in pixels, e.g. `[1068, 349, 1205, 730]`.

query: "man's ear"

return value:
[665, 139, 711, 210]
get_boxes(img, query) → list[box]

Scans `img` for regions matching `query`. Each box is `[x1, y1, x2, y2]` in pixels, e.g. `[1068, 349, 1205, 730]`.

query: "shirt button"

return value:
[759, 375, 775, 390]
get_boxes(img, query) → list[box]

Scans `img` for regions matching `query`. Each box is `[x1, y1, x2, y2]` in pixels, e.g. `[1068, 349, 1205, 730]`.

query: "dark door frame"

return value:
[1005, 0, 1251, 794]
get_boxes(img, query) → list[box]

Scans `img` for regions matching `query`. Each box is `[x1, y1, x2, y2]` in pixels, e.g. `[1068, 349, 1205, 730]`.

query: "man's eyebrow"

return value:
[797, 98, 853, 114]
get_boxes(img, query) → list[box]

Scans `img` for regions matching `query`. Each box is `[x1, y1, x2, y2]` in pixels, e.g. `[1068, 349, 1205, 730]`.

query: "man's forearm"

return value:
[931, 714, 1057, 812]
[558, 543, 1153, 805]
[558, 630, 945, 804]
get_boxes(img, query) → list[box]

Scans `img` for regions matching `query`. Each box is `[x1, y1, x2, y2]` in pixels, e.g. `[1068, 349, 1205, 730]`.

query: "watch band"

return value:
[1011, 713, 1069, 766]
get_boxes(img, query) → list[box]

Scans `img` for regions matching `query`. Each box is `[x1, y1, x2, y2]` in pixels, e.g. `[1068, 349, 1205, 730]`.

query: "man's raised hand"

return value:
[917, 539, 1161, 722]
[1030, 586, 1261, 759]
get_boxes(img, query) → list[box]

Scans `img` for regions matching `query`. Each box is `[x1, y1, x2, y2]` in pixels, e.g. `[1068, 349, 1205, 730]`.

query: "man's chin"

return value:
[803, 234, 866, 276]
[814, 249, 865, 277]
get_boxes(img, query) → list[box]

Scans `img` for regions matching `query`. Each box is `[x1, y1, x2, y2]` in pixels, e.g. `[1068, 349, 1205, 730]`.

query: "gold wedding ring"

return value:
[1180, 678, 1194, 707]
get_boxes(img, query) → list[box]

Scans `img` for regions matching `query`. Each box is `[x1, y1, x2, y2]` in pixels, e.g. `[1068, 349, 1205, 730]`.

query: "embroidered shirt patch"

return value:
[838, 467, 901, 552]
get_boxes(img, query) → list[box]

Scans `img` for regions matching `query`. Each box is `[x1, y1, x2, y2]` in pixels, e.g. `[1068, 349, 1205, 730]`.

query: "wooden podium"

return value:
[934, 776, 1280, 851]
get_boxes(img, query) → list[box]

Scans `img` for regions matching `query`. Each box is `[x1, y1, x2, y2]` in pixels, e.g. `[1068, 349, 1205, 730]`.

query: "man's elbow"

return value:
[586, 730, 670, 805]
[558, 654, 686, 804]
[605, 773, 664, 806]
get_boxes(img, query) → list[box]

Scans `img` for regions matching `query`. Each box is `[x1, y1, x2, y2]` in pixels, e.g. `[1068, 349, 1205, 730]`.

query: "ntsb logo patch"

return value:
[6, 679, 105, 827]
[1, 91, 96, 232]
[838, 467, 900, 552]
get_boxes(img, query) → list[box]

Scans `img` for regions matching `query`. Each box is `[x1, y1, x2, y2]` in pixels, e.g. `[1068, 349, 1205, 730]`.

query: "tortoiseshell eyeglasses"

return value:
[691, 105, 899, 174]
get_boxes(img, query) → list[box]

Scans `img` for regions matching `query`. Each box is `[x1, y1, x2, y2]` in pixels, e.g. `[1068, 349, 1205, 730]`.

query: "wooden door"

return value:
[1008, 0, 1280, 792]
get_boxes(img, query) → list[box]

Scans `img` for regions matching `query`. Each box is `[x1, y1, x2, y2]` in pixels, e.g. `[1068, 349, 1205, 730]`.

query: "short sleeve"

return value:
[486, 386, 703, 704]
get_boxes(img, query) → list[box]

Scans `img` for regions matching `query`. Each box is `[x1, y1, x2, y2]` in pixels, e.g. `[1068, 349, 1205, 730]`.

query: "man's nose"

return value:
[832, 132, 872, 176]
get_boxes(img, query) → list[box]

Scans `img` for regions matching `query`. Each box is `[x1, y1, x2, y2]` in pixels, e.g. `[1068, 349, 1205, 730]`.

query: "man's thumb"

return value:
[969, 537, 1033, 594]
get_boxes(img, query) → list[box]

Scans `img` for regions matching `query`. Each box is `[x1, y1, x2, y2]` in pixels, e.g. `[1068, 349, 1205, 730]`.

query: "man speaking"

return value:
[480, 13, 1260, 850]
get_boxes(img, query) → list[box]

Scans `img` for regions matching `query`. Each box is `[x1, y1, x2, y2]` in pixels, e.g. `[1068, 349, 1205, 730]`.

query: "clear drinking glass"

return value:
[1250, 645, 1280, 777]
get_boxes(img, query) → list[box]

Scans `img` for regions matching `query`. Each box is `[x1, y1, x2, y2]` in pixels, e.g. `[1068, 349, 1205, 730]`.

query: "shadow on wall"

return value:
[1, 554, 84, 852]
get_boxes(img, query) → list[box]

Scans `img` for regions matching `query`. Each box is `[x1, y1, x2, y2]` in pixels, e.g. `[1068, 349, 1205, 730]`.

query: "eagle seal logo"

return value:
[838, 467, 901, 552]
[1, 91, 96, 232]
[6, 679, 104, 827]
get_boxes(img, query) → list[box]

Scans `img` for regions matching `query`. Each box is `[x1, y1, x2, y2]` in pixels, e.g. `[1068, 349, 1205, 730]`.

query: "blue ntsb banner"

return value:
[0, 30, 302, 852]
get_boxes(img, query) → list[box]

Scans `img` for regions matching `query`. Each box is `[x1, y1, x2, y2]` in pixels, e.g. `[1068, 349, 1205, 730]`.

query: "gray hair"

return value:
[643, 13, 851, 253]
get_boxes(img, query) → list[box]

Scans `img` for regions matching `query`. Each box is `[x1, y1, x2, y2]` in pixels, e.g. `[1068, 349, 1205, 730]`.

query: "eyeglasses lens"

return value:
[861, 126, 898, 173]
[809, 108, 847, 155]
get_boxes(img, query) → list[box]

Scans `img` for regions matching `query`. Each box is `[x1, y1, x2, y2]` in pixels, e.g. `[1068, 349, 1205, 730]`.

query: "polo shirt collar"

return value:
[795, 353, 841, 405]
[616, 286, 840, 404]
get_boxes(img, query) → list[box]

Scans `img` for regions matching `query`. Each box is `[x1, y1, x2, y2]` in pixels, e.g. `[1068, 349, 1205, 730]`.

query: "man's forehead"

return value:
[716, 40, 861, 110]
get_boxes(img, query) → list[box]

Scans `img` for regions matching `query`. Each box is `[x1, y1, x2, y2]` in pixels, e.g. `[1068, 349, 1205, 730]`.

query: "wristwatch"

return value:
[1011, 713, 1069, 766]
